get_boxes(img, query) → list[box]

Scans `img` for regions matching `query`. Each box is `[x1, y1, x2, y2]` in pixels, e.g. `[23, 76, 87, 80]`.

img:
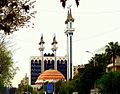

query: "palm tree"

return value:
[105, 42, 120, 71]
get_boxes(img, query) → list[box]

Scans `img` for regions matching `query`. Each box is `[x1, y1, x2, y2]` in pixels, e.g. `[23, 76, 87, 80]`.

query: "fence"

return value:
[0, 87, 17, 94]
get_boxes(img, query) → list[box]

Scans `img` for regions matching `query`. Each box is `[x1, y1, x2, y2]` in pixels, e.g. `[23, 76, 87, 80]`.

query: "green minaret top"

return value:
[51, 34, 57, 45]
[39, 34, 45, 45]
[65, 8, 74, 24]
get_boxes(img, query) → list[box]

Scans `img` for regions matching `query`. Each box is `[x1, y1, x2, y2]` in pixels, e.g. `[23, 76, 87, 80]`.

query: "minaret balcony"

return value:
[39, 47, 45, 51]
[65, 28, 75, 35]
[51, 47, 58, 52]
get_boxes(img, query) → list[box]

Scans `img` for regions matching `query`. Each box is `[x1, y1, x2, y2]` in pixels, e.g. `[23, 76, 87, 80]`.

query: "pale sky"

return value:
[8, 0, 120, 87]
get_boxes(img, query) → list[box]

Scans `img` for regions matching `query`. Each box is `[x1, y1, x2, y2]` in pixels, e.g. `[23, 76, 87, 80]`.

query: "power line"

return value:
[37, 9, 120, 14]
[73, 26, 120, 42]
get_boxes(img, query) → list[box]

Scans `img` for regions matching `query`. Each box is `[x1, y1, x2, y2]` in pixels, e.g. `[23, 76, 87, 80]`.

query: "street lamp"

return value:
[85, 51, 94, 55]
[85, 51, 95, 67]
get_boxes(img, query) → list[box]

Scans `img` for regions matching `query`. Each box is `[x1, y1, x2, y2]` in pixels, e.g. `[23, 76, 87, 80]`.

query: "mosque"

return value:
[30, 8, 75, 85]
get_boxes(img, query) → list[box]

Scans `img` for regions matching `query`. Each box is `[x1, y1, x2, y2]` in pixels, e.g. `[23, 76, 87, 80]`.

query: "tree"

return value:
[0, 33, 17, 87]
[0, 0, 36, 34]
[59, 82, 67, 94]
[92, 54, 109, 78]
[96, 72, 120, 94]
[23, 84, 35, 94]
[105, 42, 120, 71]
[59, 81, 75, 94]
[55, 80, 63, 94]
[60, 0, 80, 8]
[74, 53, 109, 94]
[71, 42, 120, 94]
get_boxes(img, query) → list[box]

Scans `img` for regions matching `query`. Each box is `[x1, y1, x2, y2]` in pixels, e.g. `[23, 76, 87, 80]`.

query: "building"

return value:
[30, 54, 68, 85]
[106, 56, 120, 72]
[30, 7, 75, 85]
[73, 64, 85, 77]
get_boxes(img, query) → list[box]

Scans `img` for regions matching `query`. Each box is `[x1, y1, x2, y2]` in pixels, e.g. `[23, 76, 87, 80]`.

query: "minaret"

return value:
[65, 7, 75, 80]
[39, 34, 45, 73]
[51, 34, 58, 70]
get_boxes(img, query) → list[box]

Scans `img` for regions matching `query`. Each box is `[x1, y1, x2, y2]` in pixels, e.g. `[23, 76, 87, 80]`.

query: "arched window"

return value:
[39, 60, 41, 63]
[61, 60, 63, 63]
[44, 60, 47, 64]
[61, 60, 64, 64]
[35, 60, 38, 63]
[48, 60, 50, 64]
[64, 60, 67, 64]
[57, 60, 60, 65]
[39, 60, 41, 65]
[51, 60, 54, 64]
[31, 60, 34, 63]
[31, 60, 34, 67]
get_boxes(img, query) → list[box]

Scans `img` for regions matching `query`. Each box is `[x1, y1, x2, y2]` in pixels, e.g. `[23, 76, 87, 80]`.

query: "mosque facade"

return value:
[30, 7, 75, 85]
[30, 54, 68, 85]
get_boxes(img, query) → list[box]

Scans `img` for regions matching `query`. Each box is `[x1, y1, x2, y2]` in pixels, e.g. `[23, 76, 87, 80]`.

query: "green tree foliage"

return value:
[58, 42, 120, 94]
[96, 72, 120, 94]
[77, 64, 95, 94]
[0, 0, 36, 34]
[74, 42, 120, 94]
[0, 33, 17, 87]
[105, 42, 120, 71]
[23, 84, 34, 93]
[74, 52, 114, 93]
[59, 80, 75, 94]
[55, 80, 62, 94]
[73, 53, 108, 94]
[92, 54, 109, 78]
[59, 82, 67, 94]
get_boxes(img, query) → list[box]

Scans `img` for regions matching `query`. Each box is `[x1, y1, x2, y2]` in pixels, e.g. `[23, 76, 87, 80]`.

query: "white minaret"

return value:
[39, 34, 45, 73]
[65, 7, 75, 80]
[51, 34, 58, 70]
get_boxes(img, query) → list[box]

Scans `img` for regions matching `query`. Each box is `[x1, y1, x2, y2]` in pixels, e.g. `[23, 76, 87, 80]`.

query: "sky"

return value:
[8, 0, 120, 87]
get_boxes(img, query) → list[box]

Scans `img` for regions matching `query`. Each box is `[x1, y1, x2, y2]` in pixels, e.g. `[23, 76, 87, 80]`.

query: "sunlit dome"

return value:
[35, 69, 65, 84]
